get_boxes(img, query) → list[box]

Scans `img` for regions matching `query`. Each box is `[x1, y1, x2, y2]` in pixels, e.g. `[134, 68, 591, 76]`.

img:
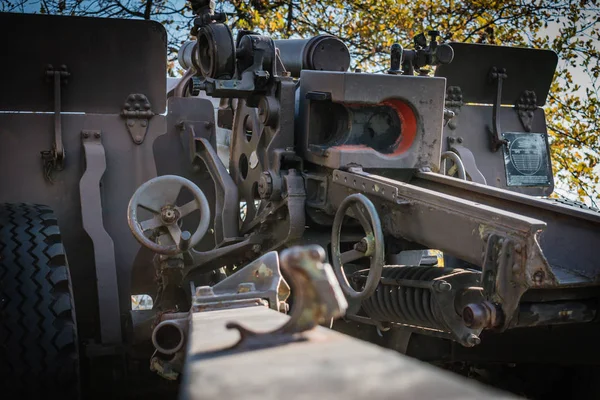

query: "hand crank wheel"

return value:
[331, 193, 384, 301]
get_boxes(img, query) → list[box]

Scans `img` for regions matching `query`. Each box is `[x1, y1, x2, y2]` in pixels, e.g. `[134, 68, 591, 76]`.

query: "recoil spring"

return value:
[360, 266, 454, 331]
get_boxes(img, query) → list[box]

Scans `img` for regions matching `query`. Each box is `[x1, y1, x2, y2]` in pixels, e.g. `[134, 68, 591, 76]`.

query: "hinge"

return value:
[121, 94, 154, 144]
[41, 64, 69, 183]
[444, 86, 462, 130]
[514, 90, 537, 132]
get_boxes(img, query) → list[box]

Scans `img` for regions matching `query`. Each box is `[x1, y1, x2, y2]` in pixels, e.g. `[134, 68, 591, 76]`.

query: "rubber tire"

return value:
[0, 203, 79, 398]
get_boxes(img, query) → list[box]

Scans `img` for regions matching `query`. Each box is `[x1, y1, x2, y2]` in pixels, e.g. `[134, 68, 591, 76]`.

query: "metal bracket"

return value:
[122, 93, 155, 144]
[487, 67, 508, 152]
[80, 130, 122, 344]
[193, 137, 240, 245]
[514, 90, 537, 132]
[444, 86, 462, 130]
[192, 251, 291, 313]
[226, 245, 347, 348]
[41, 65, 69, 182]
[448, 144, 487, 184]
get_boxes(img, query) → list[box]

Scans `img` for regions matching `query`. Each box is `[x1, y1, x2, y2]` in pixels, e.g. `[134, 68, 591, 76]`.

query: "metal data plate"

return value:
[435, 42, 558, 106]
[0, 12, 167, 114]
[502, 132, 552, 187]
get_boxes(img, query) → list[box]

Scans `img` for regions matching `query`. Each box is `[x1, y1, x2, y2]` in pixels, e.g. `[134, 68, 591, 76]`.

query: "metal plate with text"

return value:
[502, 132, 552, 187]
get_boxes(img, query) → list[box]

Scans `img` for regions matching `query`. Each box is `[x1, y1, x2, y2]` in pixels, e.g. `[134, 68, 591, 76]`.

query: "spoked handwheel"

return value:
[331, 193, 385, 301]
[127, 175, 211, 255]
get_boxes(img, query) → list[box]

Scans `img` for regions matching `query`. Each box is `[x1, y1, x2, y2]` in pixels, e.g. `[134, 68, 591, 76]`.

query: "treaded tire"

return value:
[0, 203, 79, 399]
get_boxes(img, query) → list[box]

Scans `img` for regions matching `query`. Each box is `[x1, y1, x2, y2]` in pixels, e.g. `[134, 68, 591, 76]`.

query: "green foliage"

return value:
[3, 0, 599, 204]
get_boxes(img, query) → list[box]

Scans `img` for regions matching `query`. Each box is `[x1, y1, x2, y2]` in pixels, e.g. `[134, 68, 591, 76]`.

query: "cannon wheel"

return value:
[0, 203, 79, 398]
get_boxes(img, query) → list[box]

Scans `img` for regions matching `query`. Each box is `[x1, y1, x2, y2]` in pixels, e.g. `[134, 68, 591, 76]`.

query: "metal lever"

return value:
[41, 65, 69, 182]
[226, 245, 348, 348]
[488, 67, 508, 152]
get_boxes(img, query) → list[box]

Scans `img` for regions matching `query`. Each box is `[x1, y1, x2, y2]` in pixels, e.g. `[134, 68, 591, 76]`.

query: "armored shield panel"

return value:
[436, 43, 558, 196]
[0, 12, 167, 114]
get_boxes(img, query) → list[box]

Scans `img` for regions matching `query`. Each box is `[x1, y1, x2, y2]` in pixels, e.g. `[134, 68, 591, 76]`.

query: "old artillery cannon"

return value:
[1, 3, 599, 399]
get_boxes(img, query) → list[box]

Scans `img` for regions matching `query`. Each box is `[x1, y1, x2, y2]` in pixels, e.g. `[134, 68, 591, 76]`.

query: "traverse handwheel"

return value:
[127, 175, 211, 255]
[331, 193, 385, 301]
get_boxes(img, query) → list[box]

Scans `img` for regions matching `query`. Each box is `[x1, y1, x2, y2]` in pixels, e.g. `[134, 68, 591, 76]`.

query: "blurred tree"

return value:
[2, 0, 599, 205]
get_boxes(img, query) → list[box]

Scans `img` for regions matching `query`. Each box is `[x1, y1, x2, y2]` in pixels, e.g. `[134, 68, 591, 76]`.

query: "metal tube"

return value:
[274, 35, 350, 77]
[152, 320, 186, 355]
[441, 151, 467, 180]
[178, 40, 197, 71]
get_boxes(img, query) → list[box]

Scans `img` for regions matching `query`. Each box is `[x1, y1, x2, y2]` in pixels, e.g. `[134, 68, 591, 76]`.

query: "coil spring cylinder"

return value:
[361, 266, 455, 331]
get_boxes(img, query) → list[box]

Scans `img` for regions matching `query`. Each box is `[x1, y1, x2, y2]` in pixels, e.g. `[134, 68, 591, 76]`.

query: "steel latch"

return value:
[487, 67, 509, 152]
[41, 65, 69, 182]
[122, 93, 154, 144]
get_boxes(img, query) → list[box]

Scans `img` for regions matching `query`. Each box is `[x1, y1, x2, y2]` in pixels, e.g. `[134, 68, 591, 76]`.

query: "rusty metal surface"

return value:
[180, 306, 515, 400]
[227, 245, 347, 343]
[80, 131, 121, 344]
[0, 13, 166, 113]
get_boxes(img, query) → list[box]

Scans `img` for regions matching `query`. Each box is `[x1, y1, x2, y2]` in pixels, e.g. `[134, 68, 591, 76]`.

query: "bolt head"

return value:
[436, 281, 452, 292]
[466, 333, 481, 346]
[161, 207, 179, 224]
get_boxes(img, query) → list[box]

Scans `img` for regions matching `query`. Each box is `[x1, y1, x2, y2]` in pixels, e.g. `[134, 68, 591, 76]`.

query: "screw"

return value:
[466, 333, 481, 347]
[515, 243, 522, 253]
[252, 244, 262, 253]
[141, 120, 147, 127]
[457, 137, 463, 143]
[448, 137, 455, 143]
[533, 270, 545, 284]
[82, 132, 89, 138]
[94, 132, 101, 138]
